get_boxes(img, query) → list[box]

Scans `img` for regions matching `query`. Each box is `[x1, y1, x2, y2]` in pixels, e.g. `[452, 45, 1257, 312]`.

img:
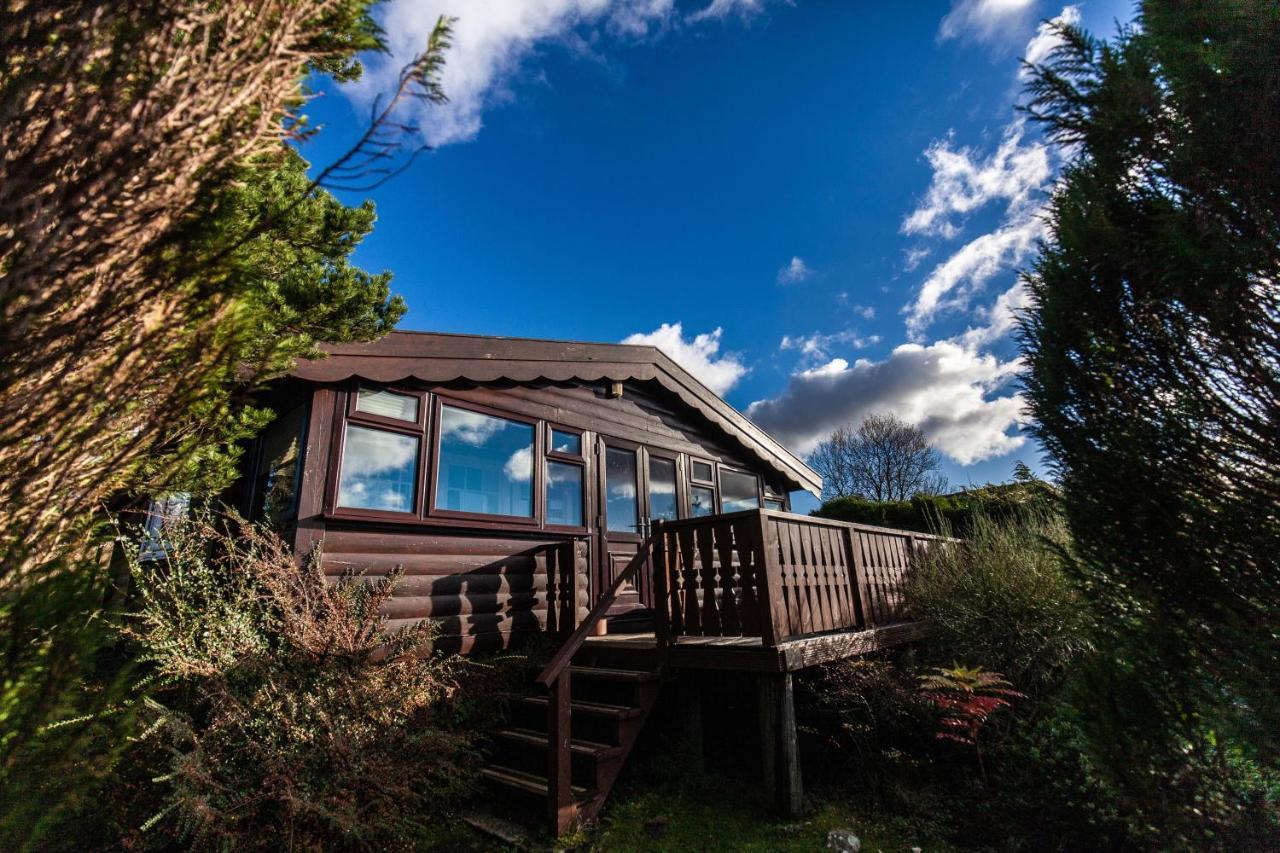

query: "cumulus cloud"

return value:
[747, 340, 1027, 465]
[1021, 5, 1082, 75]
[622, 322, 748, 395]
[938, 0, 1038, 45]
[776, 256, 814, 285]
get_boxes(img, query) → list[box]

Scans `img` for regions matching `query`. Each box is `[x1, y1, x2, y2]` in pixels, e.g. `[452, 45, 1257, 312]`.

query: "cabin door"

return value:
[596, 438, 680, 621]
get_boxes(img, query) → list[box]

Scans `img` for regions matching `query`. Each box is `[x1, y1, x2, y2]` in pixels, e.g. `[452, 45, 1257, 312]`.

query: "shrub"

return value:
[906, 508, 1090, 696]
[123, 512, 476, 849]
[814, 479, 1057, 536]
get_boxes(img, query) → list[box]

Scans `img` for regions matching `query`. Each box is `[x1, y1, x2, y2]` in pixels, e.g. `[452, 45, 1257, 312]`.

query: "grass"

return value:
[582, 777, 953, 852]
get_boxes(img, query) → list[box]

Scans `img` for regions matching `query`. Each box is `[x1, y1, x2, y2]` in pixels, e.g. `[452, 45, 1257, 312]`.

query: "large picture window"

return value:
[337, 424, 420, 512]
[435, 405, 535, 517]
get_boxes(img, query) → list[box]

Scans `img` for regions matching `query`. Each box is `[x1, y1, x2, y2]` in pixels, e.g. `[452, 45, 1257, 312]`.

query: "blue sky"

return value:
[302, 0, 1136, 512]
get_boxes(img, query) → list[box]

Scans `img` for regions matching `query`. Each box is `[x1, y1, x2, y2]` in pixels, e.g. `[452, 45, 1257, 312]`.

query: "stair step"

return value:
[514, 695, 643, 719]
[496, 727, 625, 759]
[569, 665, 660, 683]
[480, 765, 593, 801]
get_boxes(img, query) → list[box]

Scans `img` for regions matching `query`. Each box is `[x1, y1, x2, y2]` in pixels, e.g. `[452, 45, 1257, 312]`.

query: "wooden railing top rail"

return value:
[535, 538, 651, 687]
[755, 508, 961, 543]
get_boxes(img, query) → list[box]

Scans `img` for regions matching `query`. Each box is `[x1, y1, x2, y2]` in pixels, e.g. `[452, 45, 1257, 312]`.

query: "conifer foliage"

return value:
[1021, 0, 1280, 824]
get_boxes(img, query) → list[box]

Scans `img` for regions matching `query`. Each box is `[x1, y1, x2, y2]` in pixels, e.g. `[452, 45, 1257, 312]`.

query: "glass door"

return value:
[597, 439, 683, 617]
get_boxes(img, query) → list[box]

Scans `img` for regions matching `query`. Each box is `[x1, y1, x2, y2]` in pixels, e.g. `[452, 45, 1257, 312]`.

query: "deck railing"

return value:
[653, 509, 950, 647]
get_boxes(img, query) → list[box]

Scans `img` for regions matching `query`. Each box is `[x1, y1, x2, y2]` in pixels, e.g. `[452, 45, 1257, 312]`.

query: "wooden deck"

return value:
[586, 620, 929, 672]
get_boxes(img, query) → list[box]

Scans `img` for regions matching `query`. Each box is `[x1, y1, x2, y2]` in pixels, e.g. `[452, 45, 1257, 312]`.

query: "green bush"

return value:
[906, 509, 1090, 696]
[814, 478, 1057, 537]
[123, 513, 476, 849]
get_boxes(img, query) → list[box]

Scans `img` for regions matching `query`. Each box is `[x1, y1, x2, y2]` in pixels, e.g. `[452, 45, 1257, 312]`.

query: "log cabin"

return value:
[231, 330, 939, 835]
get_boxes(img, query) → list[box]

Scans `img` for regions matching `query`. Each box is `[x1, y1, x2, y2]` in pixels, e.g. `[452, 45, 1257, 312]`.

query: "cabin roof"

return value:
[290, 330, 822, 494]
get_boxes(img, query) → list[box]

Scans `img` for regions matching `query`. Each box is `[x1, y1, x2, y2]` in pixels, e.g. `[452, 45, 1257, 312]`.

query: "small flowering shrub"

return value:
[124, 512, 476, 849]
[918, 665, 1022, 784]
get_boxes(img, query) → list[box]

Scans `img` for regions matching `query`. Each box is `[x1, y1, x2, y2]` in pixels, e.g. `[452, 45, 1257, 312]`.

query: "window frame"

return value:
[426, 393, 542, 527]
[329, 384, 429, 520]
[544, 423, 587, 531]
[687, 456, 719, 515]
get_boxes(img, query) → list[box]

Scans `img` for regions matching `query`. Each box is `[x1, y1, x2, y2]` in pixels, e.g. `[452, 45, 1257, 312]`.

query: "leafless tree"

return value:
[809, 413, 948, 501]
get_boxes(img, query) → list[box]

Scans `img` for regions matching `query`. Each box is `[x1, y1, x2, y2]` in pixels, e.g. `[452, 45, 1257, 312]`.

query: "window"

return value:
[253, 404, 306, 528]
[649, 456, 678, 521]
[690, 485, 716, 517]
[691, 460, 714, 482]
[356, 387, 419, 422]
[764, 496, 785, 511]
[435, 405, 534, 517]
[720, 468, 761, 512]
[546, 461, 583, 526]
[605, 446, 639, 533]
[550, 429, 581, 456]
[337, 424, 419, 512]
[545, 425, 584, 527]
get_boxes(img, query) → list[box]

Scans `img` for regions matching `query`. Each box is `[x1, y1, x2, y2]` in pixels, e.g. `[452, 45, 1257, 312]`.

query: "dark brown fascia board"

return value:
[290, 331, 822, 494]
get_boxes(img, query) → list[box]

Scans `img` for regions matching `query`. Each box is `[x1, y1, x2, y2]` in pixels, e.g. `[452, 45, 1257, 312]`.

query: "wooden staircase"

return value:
[478, 535, 669, 836]
[479, 656, 664, 832]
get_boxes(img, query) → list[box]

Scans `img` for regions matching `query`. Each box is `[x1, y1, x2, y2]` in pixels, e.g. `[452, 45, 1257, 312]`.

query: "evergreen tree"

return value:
[1022, 0, 1280, 837]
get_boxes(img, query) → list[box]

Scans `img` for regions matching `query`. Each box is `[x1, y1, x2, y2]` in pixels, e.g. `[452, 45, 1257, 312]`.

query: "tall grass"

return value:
[907, 508, 1091, 696]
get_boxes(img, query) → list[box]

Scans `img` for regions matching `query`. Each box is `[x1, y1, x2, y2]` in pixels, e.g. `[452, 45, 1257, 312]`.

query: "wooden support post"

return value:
[678, 675, 704, 775]
[547, 672, 574, 835]
[757, 672, 802, 817]
[652, 520, 670, 650]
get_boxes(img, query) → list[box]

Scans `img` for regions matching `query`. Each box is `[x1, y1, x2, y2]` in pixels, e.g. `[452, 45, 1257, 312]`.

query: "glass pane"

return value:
[690, 485, 716, 518]
[605, 447, 639, 533]
[546, 461, 583, 527]
[337, 424, 419, 512]
[764, 498, 785, 511]
[649, 457, 678, 521]
[691, 460, 714, 482]
[435, 406, 534, 517]
[550, 429, 582, 456]
[255, 404, 305, 528]
[720, 469, 760, 512]
[356, 387, 418, 422]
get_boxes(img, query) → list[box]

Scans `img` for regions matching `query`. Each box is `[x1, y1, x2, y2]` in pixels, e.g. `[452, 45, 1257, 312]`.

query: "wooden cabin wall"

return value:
[318, 525, 589, 654]
[284, 380, 792, 653]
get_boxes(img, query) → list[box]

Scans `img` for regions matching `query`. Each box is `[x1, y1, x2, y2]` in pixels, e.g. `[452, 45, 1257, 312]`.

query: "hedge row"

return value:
[812, 481, 1057, 536]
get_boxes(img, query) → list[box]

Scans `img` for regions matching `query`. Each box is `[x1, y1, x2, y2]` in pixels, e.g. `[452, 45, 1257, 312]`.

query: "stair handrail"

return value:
[536, 536, 653, 687]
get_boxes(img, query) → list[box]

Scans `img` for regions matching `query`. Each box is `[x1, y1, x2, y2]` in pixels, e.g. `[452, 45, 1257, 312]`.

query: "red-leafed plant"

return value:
[919, 665, 1024, 784]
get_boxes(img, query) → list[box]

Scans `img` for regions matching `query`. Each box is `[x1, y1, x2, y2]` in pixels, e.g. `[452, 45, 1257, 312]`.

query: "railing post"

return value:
[547, 670, 573, 834]
[847, 526, 873, 628]
[756, 511, 787, 646]
[652, 520, 670, 650]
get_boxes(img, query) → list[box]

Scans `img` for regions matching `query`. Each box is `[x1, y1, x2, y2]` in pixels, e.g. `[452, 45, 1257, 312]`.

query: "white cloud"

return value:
[776, 256, 814, 285]
[687, 0, 765, 24]
[900, 120, 1054, 338]
[780, 329, 880, 361]
[747, 339, 1027, 466]
[903, 246, 932, 272]
[622, 322, 748, 395]
[938, 0, 1038, 45]
[1021, 5, 1082, 76]
[504, 446, 534, 481]
[906, 212, 1045, 338]
[902, 122, 1050, 239]
[348, 1, 692, 148]
[955, 280, 1032, 349]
